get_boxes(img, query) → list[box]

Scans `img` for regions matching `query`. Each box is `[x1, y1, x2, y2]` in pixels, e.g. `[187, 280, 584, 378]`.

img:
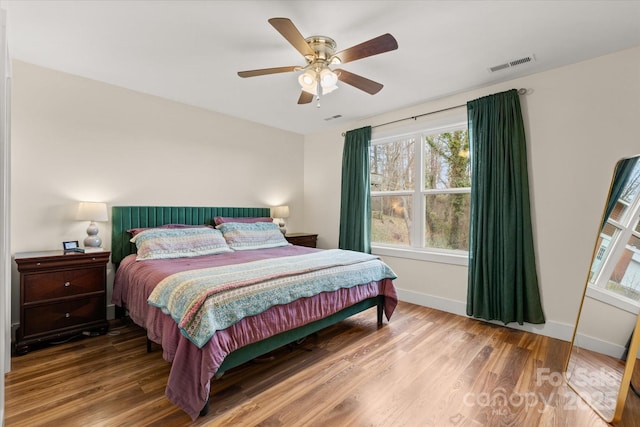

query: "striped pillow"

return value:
[131, 227, 233, 261]
[127, 224, 212, 237]
[216, 221, 290, 251]
[213, 216, 273, 226]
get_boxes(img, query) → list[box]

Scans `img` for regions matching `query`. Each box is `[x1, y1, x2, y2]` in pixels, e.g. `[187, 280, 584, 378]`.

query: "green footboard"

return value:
[200, 295, 384, 416]
[217, 295, 384, 376]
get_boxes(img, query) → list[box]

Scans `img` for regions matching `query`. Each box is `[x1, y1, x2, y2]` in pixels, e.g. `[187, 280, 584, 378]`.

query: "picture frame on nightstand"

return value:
[62, 240, 80, 252]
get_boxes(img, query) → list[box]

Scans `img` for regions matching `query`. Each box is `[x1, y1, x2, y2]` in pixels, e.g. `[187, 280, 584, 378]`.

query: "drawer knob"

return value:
[65, 313, 70, 318]
[64, 282, 71, 287]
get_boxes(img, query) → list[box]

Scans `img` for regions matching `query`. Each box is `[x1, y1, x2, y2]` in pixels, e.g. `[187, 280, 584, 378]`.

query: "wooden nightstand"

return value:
[14, 250, 110, 354]
[285, 233, 318, 248]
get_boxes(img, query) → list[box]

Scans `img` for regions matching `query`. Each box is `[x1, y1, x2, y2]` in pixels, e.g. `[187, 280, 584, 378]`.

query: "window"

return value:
[370, 119, 470, 258]
[588, 160, 640, 311]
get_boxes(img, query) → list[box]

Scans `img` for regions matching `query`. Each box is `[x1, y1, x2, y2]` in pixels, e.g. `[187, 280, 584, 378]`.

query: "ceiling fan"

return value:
[237, 18, 398, 105]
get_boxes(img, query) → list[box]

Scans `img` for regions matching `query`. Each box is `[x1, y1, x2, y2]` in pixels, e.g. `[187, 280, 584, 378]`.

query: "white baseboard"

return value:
[10, 322, 18, 342]
[397, 288, 574, 341]
[396, 288, 629, 358]
[571, 332, 629, 359]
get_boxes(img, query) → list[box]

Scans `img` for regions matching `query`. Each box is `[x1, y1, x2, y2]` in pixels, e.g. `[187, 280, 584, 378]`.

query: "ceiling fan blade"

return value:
[298, 91, 314, 104]
[237, 66, 298, 78]
[268, 17, 315, 58]
[335, 69, 383, 95]
[332, 33, 398, 64]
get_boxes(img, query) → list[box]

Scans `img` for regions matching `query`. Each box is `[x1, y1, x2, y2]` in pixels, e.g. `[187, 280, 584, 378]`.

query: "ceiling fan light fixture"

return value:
[238, 18, 398, 104]
[319, 68, 338, 88]
[321, 83, 338, 95]
[298, 70, 318, 94]
[299, 70, 315, 86]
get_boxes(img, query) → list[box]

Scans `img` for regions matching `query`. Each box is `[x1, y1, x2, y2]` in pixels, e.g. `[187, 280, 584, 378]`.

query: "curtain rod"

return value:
[341, 88, 528, 137]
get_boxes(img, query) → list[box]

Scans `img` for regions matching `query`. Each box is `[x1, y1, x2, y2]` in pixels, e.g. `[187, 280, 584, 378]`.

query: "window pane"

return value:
[601, 232, 640, 302]
[371, 195, 413, 245]
[424, 193, 470, 250]
[370, 138, 415, 191]
[424, 130, 470, 190]
[590, 224, 621, 283]
[608, 202, 626, 222]
[369, 123, 471, 252]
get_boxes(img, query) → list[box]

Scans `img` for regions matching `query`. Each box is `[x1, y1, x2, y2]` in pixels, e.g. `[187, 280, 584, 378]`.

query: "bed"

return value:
[110, 206, 398, 420]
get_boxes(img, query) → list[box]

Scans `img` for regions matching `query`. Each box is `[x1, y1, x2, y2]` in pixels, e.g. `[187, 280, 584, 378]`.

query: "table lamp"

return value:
[271, 205, 289, 234]
[77, 202, 108, 247]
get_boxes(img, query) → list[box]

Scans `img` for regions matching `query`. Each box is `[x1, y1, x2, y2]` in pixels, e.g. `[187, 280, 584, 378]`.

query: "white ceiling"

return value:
[3, 1, 640, 135]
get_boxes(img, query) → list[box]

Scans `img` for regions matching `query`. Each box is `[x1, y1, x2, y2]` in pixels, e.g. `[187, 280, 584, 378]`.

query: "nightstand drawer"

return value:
[22, 296, 105, 337]
[23, 267, 105, 302]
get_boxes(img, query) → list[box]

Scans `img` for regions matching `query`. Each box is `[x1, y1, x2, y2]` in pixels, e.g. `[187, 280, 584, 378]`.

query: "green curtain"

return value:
[466, 89, 545, 325]
[339, 126, 372, 253]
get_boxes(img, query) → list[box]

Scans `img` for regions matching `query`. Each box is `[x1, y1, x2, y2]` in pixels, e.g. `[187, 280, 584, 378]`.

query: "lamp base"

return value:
[277, 219, 286, 235]
[84, 221, 102, 248]
[84, 235, 102, 248]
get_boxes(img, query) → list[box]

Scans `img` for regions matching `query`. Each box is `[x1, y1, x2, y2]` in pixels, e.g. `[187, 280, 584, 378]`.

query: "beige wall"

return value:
[10, 61, 305, 324]
[304, 46, 640, 349]
[9, 46, 640, 350]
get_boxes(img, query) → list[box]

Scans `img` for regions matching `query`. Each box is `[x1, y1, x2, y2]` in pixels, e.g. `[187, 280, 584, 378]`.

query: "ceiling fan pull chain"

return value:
[316, 82, 321, 108]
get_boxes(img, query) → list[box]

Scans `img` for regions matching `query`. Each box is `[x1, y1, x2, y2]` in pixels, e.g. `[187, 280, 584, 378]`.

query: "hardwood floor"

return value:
[5, 301, 640, 426]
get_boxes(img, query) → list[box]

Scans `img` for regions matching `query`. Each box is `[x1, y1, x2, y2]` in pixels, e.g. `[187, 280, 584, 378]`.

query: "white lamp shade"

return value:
[298, 70, 318, 95]
[320, 68, 338, 87]
[299, 71, 315, 86]
[322, 84, 338, 95]
[272, 205, 290, 219]
[77, 202, 108, 222]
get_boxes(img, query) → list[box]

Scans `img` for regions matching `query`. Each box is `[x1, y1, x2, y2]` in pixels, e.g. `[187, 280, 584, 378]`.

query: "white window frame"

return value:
[370, 113, 469, 266]
[586, 174, 640, 315]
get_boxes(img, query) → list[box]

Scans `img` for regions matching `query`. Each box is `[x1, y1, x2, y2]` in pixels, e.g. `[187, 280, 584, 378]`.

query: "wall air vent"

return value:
[488, 54, 535, 73]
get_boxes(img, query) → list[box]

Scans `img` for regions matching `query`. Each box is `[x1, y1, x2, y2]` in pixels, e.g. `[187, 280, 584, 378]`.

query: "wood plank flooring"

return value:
[5, 301, 640, 426]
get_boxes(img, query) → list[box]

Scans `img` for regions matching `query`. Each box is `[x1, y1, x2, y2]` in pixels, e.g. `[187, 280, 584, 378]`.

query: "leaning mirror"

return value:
[564, 154, 640, 423]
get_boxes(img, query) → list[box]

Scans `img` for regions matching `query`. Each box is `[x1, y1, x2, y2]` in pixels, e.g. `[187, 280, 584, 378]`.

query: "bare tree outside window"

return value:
[370, 137, 414, 245]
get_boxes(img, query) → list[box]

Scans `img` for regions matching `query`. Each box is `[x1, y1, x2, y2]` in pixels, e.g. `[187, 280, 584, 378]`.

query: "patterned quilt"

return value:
[147, 249, 397, 347]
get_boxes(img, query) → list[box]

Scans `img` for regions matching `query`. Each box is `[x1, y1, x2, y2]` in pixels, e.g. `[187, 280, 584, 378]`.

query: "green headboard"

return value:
[111, 206, 271, 264]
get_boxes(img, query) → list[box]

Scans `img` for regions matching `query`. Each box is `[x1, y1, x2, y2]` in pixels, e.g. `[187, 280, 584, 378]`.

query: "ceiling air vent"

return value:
[324, 114, 342, 121]
[488, 54, 535, 73]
